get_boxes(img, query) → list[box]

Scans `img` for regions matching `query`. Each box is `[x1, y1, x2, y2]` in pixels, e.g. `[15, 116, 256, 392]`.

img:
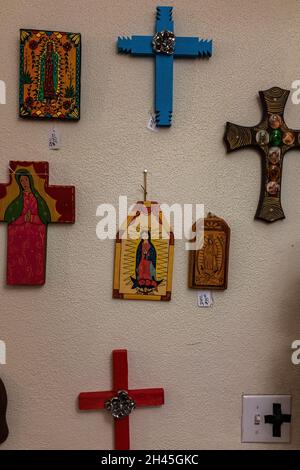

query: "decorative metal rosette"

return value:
[152, 30, 175, 55]
[105, 390, 136, 419]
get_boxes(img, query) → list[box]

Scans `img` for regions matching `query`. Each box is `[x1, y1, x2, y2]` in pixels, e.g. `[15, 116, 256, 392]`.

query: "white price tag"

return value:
[197, 291, 213, 308]
[0, 80, 6, 104]
[147, 113, 158, 132]
[49, 127, 60, 150]
[0, 339, 6, 364]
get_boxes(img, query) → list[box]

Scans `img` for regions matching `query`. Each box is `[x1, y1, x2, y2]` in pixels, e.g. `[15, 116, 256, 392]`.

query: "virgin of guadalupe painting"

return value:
[189, 213, 230, 290]
[0, 161, 75, 286]
[19, 29, 81, 120]
[113, 201, 174, 301]
[131, 230, 163, 294]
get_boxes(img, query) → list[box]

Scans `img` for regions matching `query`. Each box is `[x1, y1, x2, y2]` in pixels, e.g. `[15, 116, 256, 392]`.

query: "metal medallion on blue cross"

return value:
[117, 6, 213, 127]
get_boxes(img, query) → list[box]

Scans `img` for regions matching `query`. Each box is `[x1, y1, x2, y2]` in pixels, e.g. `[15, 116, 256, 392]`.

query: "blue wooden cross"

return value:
[117, 6, 212, 127]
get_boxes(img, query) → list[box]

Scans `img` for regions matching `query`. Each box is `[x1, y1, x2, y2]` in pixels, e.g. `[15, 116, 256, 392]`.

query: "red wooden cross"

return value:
[78, 349, 164, 450]
[0, 161, 75, 285]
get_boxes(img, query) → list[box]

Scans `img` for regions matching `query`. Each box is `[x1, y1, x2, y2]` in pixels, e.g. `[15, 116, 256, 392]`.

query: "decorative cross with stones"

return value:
[78, 349, 164, 450]
[224, 87, 300, 222]
[117, 6, 212, 126]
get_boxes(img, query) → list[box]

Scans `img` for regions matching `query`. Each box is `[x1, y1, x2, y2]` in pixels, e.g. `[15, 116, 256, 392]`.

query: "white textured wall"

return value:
[1, 0, 300, 450]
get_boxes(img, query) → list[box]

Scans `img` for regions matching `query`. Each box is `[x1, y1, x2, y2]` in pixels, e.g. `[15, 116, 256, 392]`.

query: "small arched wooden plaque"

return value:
[189, 214, 230, 290]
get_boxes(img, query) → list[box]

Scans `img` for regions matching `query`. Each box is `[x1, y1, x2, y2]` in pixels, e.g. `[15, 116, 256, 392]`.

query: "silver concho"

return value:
[152, 30, 175, 55]
[105, 390, 136, 419]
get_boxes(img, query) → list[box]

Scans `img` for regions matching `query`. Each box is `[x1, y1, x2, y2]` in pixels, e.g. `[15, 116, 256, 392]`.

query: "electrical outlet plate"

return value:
[242, 394, 292, 443]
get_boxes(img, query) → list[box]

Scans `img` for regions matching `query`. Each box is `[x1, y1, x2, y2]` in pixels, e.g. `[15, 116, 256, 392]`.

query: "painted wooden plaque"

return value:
[189, 213, 230, 290]
[19, 29, 81, 120]
[113, 201, 174, 301]
[0, 161, 75, 285]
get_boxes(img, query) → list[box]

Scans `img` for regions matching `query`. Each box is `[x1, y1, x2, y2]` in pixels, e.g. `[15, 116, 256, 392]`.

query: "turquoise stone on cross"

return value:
[117, 6, 212, 127]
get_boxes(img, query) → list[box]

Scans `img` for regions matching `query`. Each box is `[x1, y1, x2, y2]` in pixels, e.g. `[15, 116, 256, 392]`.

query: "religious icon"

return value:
[268, 147, 281, 165]
[224, 87, 300, 222]
[0, 161, 75, 285]
[282, 131, 295, 146]
[19, 29, 81, 120]
[189, 213, 230, 290]
[256, 129, 269, 146]
[113, 171, 174, 301]
[269, 114, 282, 129]
[0, 378, 8, 444]
[268, 165, 280, 182]
[130, 230, 163, 294]
[266, 181, 280, 196]
[204, 237, 218, 271]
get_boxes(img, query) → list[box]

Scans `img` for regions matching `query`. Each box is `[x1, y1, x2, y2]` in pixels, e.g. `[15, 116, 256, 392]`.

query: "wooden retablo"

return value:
[189, 214, 230, 290]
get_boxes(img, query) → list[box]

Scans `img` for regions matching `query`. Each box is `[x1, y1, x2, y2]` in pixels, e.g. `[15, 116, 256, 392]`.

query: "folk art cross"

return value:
[224, 87, 300, 223]
[78, 349, 164, 450]
[0, 161, 75, 285]
[117, 6, 212, 126]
